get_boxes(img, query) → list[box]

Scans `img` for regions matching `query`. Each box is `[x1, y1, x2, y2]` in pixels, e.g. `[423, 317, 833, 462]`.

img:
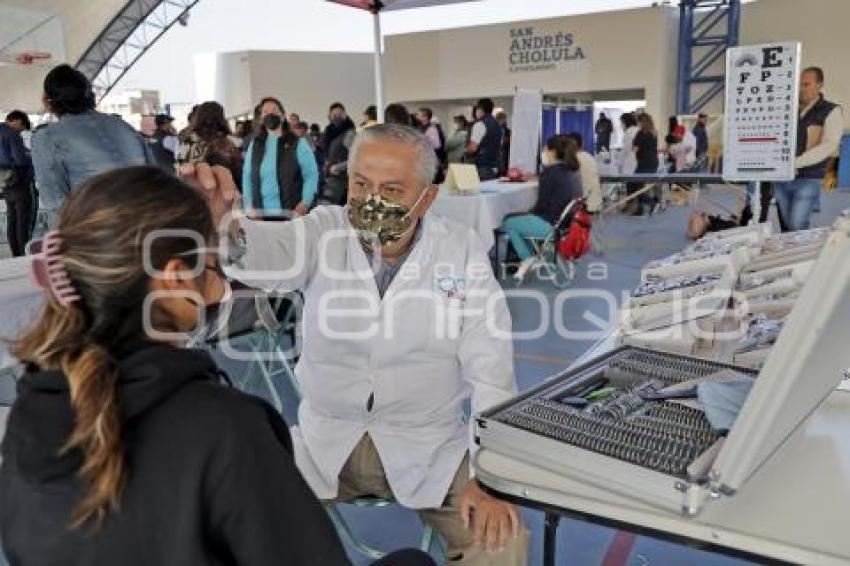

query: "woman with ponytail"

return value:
[30, 65, 155, 217]
[0, 166, 434, 566]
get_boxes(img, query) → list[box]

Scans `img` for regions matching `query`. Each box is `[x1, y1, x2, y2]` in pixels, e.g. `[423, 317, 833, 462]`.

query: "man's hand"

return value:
[459, 480, 519, 554]
[178, 162, 238, 227]
[294, 202, 309, 217]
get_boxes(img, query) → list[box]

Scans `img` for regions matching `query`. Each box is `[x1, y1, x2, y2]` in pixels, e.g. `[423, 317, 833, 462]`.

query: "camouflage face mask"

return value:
[347, 190, 427, 247]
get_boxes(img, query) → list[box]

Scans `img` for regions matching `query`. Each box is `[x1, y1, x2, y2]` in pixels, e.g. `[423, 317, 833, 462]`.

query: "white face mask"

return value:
[541, 151, 554, 167]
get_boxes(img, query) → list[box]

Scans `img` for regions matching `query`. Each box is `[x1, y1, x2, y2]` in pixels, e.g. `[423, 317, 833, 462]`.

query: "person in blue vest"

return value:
[242, 97, 319, 219]
[466, 98, 504, 181]
[775, 66, 843, 232]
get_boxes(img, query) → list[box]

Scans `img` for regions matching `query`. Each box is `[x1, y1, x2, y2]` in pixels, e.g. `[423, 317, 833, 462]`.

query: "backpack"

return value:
[557, 206, 593, 261]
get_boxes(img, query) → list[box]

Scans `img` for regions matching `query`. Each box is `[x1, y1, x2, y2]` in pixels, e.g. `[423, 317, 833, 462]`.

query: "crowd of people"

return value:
[0, 64, 535, 566]
[0, 59, 842, 566]
[0, 65, 536, 253]
[612, 109, 708, 216]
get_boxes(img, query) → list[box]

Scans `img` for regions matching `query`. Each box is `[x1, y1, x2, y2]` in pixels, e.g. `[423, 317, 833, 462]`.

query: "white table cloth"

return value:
[430, 179, 538, 249]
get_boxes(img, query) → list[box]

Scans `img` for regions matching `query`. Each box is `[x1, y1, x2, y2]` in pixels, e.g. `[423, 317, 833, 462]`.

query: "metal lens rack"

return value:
[492, 349, 753, 478]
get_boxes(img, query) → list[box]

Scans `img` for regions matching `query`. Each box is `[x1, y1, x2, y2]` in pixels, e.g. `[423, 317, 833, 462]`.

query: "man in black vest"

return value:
[775, 66, 843, 232]
[466, 98, 503, 181]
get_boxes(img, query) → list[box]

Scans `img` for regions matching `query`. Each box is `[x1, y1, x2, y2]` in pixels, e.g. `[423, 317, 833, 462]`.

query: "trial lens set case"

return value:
[476, 212, 850, 516]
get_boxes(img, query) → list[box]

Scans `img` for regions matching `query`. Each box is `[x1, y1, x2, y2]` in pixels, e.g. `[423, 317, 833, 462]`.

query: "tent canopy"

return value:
[328, 0, 478, 11]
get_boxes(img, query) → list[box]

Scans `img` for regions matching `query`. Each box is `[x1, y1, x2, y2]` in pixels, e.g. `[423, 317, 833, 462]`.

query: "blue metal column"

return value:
[676, 0, 741, 115]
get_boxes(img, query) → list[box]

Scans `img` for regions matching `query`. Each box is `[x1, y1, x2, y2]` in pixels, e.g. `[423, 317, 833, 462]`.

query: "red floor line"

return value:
[601, 531, 638, 566]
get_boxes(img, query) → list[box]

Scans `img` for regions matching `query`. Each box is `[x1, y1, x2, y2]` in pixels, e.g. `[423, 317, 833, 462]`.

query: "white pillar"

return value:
[372, 10, 385, 123]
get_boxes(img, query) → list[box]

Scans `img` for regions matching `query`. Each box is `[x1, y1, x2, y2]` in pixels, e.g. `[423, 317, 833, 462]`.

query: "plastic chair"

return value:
[201, 290, 300, 414]
[203, 289, 440, 561]
[512, 198, 585, 288]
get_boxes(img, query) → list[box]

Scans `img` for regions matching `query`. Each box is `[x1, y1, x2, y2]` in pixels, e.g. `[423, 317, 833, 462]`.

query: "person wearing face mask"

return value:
[225, 124, 529, 565]
[500, 135, 583, 261]
[320, 102, 357, 206]
[0, 165, 436, 566]
[241, 97, 318, 219]
[465, 98, 503, 181]
[445, 115, 470, 164]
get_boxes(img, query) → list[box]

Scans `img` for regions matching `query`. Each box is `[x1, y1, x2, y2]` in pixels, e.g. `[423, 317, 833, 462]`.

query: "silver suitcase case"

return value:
[477, 212, 850, 516]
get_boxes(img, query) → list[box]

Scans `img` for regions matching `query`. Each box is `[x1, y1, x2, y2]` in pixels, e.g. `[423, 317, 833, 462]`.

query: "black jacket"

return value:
[533, 162, 583, 225]
[0, 124, 31, 172]
[322, 118, 356, 174]
[248, 131, 304, 211]
[0, 342, 349, 566]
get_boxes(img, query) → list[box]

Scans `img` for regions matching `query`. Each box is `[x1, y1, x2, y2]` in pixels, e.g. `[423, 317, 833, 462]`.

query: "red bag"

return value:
[557, 207, 593, 260]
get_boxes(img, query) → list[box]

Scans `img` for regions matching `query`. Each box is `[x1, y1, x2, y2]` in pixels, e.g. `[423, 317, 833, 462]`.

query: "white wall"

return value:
[741, 0, 850, 128]
[194, 52, 255, 119]
[385, 0, 850, 128]
[385, 6, 678, 124]
[195, 50, 376, 125]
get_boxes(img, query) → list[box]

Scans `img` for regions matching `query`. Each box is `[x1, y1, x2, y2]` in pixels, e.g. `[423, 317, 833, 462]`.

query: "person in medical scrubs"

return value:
[227, 124, 528, 565]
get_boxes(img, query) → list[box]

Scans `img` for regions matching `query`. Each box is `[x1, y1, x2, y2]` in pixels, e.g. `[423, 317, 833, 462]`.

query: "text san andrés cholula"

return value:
[509, 27, 585, 73]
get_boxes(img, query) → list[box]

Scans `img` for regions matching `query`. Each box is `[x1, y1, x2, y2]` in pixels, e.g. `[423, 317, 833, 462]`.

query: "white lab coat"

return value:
[682, 130, 697, 167]
[576, 150, 603, 213]
[228, 205, 517, 508]
[619, 125, 639, 175]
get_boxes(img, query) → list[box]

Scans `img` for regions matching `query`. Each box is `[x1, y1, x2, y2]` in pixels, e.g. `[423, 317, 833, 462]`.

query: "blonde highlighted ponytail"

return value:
[61, 343, 125, 528]
[15, 301, 126, 529]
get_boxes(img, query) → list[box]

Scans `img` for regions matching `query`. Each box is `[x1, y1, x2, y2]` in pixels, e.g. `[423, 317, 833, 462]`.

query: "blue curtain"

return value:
[559, 108, 594, 153]
[542, 107, 557, 145]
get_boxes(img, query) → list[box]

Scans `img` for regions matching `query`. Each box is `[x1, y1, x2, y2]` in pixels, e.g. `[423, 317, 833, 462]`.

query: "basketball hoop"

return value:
[14, 51, 51, 65]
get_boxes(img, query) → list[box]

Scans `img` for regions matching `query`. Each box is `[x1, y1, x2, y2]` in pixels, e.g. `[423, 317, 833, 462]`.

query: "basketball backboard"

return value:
[0, 4, 66, 68]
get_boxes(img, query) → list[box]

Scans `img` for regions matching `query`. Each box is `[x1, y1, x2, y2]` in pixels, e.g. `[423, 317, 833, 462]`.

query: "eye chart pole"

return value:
[723, 42, 801, 225]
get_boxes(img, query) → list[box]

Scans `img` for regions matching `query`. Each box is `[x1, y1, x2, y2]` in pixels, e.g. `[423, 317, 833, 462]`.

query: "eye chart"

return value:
[723, 42, 801, 181]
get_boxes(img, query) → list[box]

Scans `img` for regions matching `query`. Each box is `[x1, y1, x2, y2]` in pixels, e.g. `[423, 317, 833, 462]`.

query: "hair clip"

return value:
[30, 230, 81, 307]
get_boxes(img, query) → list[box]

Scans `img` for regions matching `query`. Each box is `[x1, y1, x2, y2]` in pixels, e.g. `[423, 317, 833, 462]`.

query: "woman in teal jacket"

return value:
[242, 97, 318, 218]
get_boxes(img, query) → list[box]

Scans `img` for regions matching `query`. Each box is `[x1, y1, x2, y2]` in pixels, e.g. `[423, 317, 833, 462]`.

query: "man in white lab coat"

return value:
[228, 124, 527, 564]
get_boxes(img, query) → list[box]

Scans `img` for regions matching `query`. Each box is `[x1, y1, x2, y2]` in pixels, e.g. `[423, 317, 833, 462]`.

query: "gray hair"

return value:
[348, 124, 438, 186]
